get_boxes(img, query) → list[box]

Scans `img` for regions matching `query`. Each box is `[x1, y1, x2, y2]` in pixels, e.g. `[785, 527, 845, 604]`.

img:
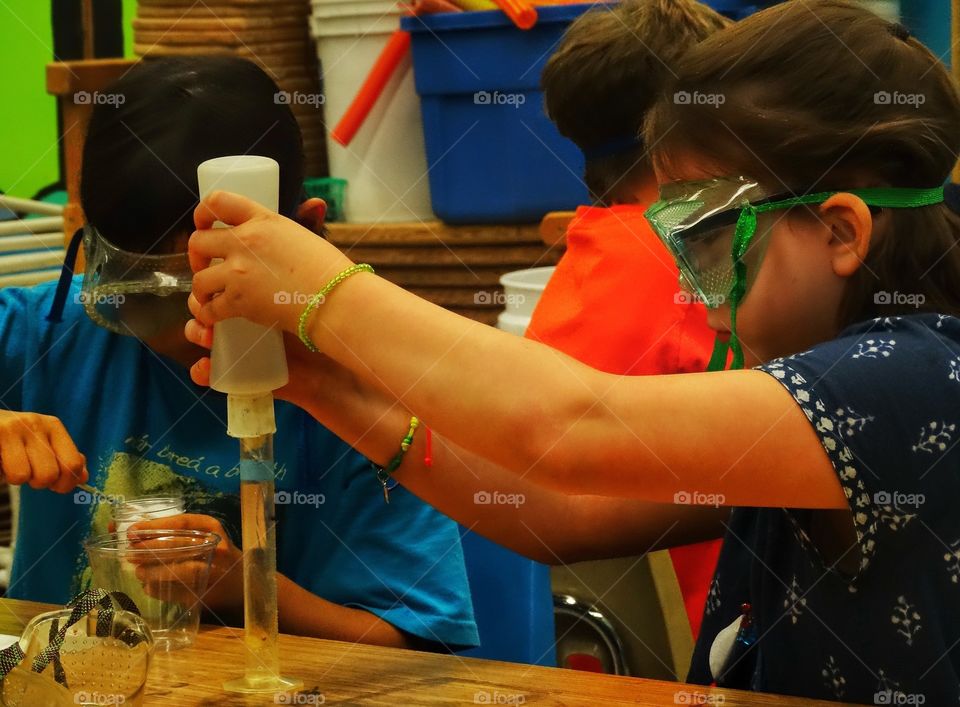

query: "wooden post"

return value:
[81, 0, 95, 59]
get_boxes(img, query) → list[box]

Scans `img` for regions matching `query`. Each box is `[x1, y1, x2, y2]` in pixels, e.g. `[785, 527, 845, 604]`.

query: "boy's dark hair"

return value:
[645, 0, 960, 324]
[81, 56, 304, 254]
[541, 0, 729, 204]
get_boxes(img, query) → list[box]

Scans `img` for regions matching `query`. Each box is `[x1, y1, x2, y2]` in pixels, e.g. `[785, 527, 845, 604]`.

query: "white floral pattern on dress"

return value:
[852, 338, 896, 359]
[944, 539, 960, 585]
[835, 406, 874, 438]
[877, 502, 917, 532]
[911, 421, 956, 455]
[822, 655, 847, 699]
[764, 360, 879, 579]
[784, 575, 807, 625]
[891, 596, 922, 646]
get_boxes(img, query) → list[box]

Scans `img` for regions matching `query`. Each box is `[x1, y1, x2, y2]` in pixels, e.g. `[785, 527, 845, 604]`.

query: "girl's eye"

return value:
[686, 226, 731, 247]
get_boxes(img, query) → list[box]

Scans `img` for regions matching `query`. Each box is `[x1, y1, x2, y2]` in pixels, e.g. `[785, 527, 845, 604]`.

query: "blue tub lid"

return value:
[401, 2, 608, 32]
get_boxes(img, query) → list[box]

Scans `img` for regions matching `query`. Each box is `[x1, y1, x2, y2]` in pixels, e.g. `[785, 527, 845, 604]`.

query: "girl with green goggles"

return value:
[174, 1, 960, 703]
[645, 177, 945, 369]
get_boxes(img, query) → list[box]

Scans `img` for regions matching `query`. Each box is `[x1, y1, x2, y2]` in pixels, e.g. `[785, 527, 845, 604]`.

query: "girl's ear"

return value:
[818, 192, 874, 278]
[296, 198, 328, 234]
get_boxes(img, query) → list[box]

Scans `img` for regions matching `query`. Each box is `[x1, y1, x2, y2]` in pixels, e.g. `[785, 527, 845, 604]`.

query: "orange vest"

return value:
[525, 204, 722, 638]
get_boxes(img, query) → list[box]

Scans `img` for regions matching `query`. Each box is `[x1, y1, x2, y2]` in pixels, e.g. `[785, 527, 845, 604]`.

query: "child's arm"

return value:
[187, 333, 727, 562]
[188, 193, 846, 512]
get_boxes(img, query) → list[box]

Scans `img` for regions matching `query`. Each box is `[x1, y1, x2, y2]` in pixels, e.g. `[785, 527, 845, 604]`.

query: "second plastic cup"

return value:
[85, 529, 220, 651]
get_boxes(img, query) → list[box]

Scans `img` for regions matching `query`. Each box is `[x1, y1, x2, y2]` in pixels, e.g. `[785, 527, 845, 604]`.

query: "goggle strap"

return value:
[706, 336, 730, 372]
[753, 185, 945, 214]
[726, 206, 755, 371]
[46, 226, 85, 323]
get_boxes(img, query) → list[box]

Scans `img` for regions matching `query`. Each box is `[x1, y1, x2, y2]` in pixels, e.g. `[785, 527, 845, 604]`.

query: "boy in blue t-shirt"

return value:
[0, 57, 477, 650]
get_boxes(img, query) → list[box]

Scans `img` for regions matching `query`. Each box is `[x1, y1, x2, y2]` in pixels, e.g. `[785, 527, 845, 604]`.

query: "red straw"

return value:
[490, 0, 537, 29]
[330, 30, 413, 147]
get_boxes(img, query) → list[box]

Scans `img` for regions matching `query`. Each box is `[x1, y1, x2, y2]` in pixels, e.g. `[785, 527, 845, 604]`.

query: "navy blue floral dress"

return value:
[688, 314, 960, 704]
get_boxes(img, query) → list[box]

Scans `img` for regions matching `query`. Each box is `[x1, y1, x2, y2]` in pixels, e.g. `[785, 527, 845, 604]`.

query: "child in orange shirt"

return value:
[530, 0, 729, 637]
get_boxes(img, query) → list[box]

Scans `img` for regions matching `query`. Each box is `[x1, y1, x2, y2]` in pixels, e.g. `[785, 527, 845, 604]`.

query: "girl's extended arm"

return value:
[188, 193, 846, 511]
[187, 337, 727, 563]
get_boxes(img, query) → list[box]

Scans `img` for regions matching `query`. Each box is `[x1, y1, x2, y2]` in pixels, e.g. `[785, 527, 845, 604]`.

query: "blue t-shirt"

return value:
[0, 279, 478, 649]
[689, 314, 960, 703]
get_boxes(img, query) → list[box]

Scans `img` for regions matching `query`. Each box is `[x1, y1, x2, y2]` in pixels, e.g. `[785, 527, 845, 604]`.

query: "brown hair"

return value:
[644, 0, 960, 323]
[541, 0, 729, 204]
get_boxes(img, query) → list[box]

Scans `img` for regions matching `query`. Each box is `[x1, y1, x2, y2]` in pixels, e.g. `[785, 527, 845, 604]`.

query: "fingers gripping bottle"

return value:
[196, 156, 301, 695]
[196, 155, 289, 438]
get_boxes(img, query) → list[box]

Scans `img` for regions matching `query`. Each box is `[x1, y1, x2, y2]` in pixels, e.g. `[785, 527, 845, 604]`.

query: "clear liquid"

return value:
[240, 478, 281, 685]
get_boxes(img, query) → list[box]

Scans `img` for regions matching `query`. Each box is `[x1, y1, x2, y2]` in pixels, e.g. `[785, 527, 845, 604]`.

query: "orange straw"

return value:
[330, 30, 413, 147]
[490, 0, 537, 29]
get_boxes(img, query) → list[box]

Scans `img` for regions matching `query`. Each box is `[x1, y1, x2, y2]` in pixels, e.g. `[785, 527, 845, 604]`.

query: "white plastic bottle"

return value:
[196, 156, 289, 438]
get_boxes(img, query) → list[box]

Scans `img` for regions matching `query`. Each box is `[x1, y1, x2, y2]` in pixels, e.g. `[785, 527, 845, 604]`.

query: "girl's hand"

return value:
[0, 411, 88, 493]
[129, 514, 243, 616]
[189, 191, 354, 333]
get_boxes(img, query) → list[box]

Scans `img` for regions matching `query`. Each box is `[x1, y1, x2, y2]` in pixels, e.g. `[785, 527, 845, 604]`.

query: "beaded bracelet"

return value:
[374, 416, 419, 504]
[297, 263, 375, 352]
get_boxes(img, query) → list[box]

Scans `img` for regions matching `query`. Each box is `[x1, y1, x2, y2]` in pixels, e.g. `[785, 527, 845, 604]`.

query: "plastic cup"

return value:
[112, 494, 185, 535]
[85, 530, 220, 651]
[3, 607, 153, 706]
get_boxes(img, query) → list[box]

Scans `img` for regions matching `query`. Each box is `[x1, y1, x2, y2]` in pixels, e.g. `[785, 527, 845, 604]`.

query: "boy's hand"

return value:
[130, 513, 243, 615]
[0, 411, 88, 493]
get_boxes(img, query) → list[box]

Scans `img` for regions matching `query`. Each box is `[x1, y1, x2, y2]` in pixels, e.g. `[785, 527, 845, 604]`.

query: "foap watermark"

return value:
[674, 291, 725, 307]
[673, 90, 725, 107]
[474, 291, 526, 307]
[674, 691, 725, 705]
[674, 490, 725, 508]
[275, 90, 325, 108]
[74, 90, 125, 107]
[474, 691, 526, 705]
[74, 490, 124, 506]
[75, 291, 125, 308]
[473, 91, 526, 108]
[275, 691, 326, 705]
[73, 691, 126, 705]
[275, 490, 326, 508]
[874, 490, 925, 508]
[474, 491, 525, 508]
[274, 291, 318, 306]
[874, 690, 926, 705]
[874, 290, 925, 308]
[874, 91, 926, 108]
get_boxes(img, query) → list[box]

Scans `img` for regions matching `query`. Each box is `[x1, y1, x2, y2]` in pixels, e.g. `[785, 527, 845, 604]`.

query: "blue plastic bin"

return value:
[402, 4, 596, 224]
[402, 2, 773, 224]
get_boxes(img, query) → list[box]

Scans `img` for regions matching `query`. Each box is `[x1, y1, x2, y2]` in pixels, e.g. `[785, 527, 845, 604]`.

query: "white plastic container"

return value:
[312, 8, 434, 222]
[496, 266, 556, 336]
[196, 156, 290, 437]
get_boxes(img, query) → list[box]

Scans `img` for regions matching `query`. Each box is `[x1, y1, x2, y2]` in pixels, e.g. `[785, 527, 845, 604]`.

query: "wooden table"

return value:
[0, 598, 846, 706]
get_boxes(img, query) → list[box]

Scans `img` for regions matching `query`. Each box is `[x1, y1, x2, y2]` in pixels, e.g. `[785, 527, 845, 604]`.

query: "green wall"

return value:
[0, 0, 136, 200]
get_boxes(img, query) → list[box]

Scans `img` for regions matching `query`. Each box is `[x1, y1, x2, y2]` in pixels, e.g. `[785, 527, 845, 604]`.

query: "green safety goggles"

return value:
[645, 177, 944, 370]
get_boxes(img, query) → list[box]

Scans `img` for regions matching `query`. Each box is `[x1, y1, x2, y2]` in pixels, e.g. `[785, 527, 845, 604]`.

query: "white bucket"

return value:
[313, 10, 434, 222]
[496, 266, 556, 336]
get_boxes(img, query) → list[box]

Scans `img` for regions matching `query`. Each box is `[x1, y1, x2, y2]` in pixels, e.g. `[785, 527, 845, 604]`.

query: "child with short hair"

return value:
[0, 56, 478, 651]
[535, 0, 730, 639]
